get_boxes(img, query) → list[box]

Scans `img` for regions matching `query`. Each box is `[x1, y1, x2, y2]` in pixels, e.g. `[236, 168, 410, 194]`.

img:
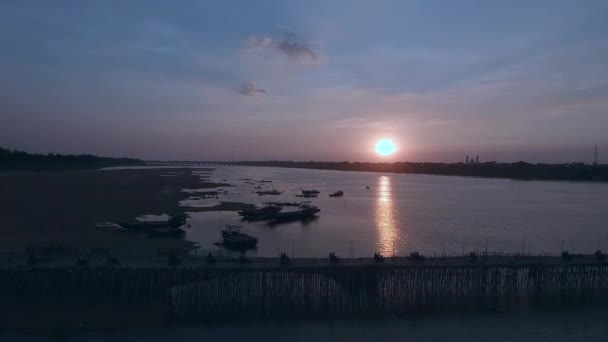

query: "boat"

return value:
[296, 189, 319, 198]
[329, 190, 344, 197]
[238, 204, 282, 221]
[255, 190, 283, 196]
[118, 214, 187, 232]
[118, 220, 168, 231]
[268, 204, 321, 224]
[221, 225, 258, 249]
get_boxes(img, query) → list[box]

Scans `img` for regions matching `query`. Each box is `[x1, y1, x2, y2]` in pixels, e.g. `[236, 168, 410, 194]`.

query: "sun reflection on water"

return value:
[374, 175, 398, 256]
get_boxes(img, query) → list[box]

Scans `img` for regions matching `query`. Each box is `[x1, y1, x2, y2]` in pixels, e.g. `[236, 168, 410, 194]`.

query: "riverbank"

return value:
[0, 168, 242, 254]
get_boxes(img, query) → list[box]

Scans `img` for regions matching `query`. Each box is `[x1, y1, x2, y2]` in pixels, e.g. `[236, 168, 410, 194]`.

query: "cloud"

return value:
[238, 81, 266, 96]
[248, 36, 273, 49]
[247, 29, 320, 62]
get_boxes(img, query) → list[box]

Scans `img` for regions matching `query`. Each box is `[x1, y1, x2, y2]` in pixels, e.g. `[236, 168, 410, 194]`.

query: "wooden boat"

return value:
[118, 220, 168, 231]
[221, 225, 258, 249]
[268, 204, 320, 224]
[238, 204, 282, 221]
[118, 214, 187, 232]
[329, 190, 344, 197]
[255, 190, 283, 196]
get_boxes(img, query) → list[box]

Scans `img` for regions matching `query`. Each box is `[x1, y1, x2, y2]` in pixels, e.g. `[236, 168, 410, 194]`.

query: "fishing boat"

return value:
[255, 190, 283, 196]
[268, 204, 320, 224]
[238, 204, 282, 221]
[329, 190, 344, 197]
[296, 189, 319, 198]
[118, 214, 187, 232]
[221, 225, 258, 249]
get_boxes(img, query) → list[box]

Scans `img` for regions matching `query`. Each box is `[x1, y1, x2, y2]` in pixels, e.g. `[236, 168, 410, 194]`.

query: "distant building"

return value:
[466, 155, 469, 163]
[476, 155, 479, 163]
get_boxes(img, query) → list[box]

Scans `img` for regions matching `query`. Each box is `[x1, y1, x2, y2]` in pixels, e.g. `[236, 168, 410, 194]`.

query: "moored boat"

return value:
[329, 190, 344, 197]
[268, 204, 320, 224]
[118, 214, 187, 232]
[238, 204, 282, 221]
[255, 190, 283, 196]
[221, 225, 258, 249]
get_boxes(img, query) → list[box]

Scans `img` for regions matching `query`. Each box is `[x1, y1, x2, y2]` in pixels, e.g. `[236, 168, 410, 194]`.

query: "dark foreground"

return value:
[5, 309, 608, 342]
[2, 255, 608, 333]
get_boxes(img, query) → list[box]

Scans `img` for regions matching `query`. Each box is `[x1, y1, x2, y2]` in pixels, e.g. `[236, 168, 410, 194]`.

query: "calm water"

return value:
[182, 166, 608, 258]
[8, 309, 608, 341]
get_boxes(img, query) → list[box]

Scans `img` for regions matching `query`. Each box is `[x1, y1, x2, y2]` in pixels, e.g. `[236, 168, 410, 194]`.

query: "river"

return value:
[182, 166, 608, 258]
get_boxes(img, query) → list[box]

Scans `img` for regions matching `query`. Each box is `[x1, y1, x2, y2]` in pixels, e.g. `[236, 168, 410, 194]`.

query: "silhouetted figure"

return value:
[76, 257, 89, 267]
[329, 252, 340, 263]
[595, 250, 605, 261]
[468, 252, 477, 261]
[206, 252, 216, 264]
[409, 251, 425, 262]
[373, 252, 384, 263]
[107, 255, 120, 266]
[240, 254, 251, 264]
[280, 252, 290, 265]
[561, 250, 571, 261]
[168, 252, 181, 266]
[27, 253, 39, 266]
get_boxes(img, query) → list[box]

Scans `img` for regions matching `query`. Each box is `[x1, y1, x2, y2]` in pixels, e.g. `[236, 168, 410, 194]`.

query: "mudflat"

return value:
[0, 168, 230, 254]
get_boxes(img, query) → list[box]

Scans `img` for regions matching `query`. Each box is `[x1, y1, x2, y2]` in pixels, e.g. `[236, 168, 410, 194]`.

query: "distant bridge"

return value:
[146, 161, 242, 167]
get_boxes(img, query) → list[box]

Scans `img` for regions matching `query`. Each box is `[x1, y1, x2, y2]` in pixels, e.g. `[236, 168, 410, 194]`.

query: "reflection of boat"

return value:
[221, 225, 258, 248]
[119, 214, 187, 231]
[238, 204, 282, 221]
[268, 204, 320, 224]
[150, 226, 186, 237]
[255, 190, 283, 196]
[295, 193, 317, 198]
[329, 190, 344, 197]
[296, 189, 319, 198]
[265, 202, 302, 207]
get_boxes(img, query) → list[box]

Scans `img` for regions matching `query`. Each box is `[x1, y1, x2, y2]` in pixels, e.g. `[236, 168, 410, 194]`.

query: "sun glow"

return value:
[375, 139, 396, 156]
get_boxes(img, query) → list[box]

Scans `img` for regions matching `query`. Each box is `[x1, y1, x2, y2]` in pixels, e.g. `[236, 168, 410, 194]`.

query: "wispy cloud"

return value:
[238, 81, 266, 96]
[247, 28, 321, 63]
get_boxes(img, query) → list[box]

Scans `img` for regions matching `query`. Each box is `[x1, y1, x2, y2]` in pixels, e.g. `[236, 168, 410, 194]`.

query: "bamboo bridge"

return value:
[2, 254, 608, 318]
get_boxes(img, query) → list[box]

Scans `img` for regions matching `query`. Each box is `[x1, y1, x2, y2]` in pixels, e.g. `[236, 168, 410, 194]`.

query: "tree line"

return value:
[0, 147, 144, 171]
[228, 160, 608, 182]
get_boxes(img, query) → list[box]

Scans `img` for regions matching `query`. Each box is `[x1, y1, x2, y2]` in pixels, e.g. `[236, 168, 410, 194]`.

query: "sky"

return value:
[1, 0, 607, 163]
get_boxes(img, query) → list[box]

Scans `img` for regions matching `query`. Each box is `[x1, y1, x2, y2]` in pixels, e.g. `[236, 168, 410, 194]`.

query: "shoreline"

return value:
[0, 167, 250, 255]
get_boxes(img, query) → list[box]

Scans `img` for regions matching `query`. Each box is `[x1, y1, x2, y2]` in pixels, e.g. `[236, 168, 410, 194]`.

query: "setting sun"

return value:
[375, 139, 396, 156]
